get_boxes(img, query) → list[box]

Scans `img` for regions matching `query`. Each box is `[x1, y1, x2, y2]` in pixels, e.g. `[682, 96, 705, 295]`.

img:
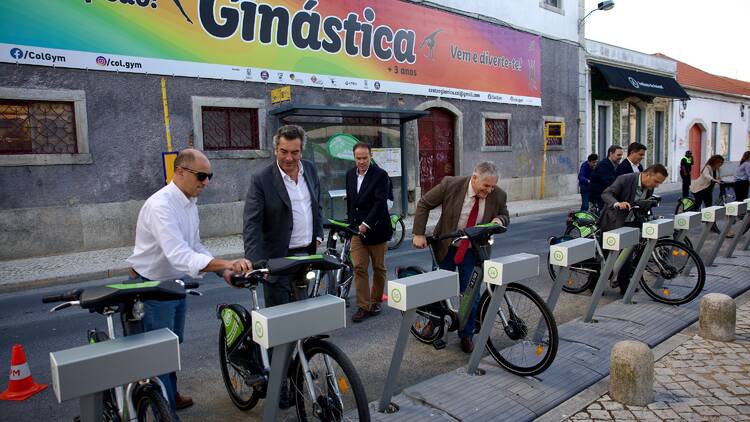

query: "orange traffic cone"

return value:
[0, 344, 48, 401]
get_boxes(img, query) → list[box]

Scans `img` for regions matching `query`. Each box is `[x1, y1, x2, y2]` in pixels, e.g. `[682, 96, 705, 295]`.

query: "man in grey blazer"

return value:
[600, 164, 667, 293]
[243, 125, 324, 307]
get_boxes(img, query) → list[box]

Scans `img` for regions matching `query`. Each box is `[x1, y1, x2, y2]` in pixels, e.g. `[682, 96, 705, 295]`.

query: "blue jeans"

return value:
[580, 187, 590, 211]
[129, 274, 185, 419]
[439, 247, 479, 339]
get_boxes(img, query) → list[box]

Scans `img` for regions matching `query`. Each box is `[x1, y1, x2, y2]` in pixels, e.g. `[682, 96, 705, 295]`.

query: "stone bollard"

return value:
[699, 293, 736, 342]
[609, 340, 654, 406]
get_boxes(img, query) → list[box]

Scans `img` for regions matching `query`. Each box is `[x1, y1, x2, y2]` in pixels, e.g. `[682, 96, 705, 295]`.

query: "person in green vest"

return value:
[680, 150, 693, 197]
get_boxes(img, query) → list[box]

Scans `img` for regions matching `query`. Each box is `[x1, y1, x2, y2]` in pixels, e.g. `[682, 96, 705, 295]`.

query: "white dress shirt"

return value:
[457, 181, 486, 230]
[127, 182, 213, 281]
[278, 162, 314, 249]
[628, 158, 641, 173]
[356, 167, 368, 193]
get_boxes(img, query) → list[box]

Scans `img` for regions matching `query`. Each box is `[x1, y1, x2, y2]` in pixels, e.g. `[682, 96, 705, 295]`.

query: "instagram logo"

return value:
[95, 56, 107, 66]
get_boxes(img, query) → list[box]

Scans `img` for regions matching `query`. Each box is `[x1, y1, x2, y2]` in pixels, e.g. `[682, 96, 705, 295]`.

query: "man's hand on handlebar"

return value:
[413, 234, 427, 249]
[231, 258, 253, 273]
[614, 202, 632, 210]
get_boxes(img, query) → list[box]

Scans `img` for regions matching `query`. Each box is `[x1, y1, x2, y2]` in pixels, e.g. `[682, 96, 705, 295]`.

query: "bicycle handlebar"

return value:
[42, 289, 82, 304]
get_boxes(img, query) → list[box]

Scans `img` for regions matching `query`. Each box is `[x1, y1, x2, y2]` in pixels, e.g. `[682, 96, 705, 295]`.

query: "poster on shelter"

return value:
[0, 0, 541, 106]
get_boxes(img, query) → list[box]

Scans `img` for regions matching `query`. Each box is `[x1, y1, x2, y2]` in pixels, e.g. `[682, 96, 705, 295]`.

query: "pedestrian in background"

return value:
[578, 153, 598, 211]
[615, 142, 646, 176]
[734, 151, 750, 202]
[589, 145, 624, 209]
[680, 150, 694, 198]
[691, 154, 724, 208]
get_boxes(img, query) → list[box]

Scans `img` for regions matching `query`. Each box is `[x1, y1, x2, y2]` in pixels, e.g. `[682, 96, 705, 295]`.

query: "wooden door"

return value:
[418, 108, 455, 194]
[689, 124, 702, 180]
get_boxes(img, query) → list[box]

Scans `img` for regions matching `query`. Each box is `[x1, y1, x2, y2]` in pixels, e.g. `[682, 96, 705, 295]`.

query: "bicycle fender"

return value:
[217, 304, 250, 348]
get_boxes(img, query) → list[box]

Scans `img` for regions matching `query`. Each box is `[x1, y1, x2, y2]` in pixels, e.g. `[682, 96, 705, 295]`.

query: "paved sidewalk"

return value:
[566, 299, 750, 421]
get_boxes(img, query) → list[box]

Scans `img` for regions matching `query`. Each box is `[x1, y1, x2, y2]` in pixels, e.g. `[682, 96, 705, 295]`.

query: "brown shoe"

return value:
[460, 337, 474, 354]
[175, 392, 194, 410]
[421, 321, 434, 339]
[369, 303, 382, 315]
[352, 307, 370, 323]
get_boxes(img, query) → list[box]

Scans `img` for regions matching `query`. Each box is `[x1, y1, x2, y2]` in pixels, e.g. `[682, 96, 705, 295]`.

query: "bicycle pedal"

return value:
[244, 373, 266, 388]
[433, 339, 446, 350]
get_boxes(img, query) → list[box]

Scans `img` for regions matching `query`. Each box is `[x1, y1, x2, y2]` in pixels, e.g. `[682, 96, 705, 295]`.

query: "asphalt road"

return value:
[0, 192, 683, 421]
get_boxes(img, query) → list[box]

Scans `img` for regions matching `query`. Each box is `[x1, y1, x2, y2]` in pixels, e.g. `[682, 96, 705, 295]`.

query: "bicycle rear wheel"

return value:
[547, 257, 597, 294]
[134, 383, 174, 422]
[387, 215, 405, 250]
[478, 283, 558, 376]
[292, 339, 370, 421]
[639, 239, 705, 305]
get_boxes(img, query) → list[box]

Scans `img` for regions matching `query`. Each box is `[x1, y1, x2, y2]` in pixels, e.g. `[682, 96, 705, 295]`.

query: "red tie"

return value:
[454, 197, 479, 264]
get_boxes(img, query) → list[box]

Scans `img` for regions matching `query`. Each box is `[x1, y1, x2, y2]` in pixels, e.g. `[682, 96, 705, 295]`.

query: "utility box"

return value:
[725, 201, 747, 217]
[701, 206, 726, 223]
[386, 269, 458, 312]
[483, 253, 539, 286]
[674, 212, 701, 230]
[549, 238, 596, 267]
[602, 227, 640, 251]
[642, 219, 674, 240]
[252, 295, 345, 349]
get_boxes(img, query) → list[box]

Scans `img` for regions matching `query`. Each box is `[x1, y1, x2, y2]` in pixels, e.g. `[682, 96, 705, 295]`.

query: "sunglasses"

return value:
[179, 166, 213, 181]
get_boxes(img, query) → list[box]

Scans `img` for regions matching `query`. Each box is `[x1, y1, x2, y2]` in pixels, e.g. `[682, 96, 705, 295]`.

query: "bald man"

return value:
[127, 148, 251, 415]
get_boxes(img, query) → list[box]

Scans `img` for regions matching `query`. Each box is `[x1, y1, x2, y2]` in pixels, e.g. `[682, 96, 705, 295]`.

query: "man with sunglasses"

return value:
[127, 148, 252, 416]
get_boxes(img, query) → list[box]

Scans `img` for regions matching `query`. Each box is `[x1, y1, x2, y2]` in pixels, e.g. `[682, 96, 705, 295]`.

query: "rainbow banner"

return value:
[0, 0, 542, 106]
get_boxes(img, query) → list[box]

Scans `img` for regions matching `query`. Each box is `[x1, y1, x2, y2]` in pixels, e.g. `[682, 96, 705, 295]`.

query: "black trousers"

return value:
[681, 176, 691, 198]
[736, 179, 749, 202]
[694, 186, 714, 208]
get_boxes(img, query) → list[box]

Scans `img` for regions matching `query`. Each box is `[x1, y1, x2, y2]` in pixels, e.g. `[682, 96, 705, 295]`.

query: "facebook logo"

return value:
[10, 48, 23, 59]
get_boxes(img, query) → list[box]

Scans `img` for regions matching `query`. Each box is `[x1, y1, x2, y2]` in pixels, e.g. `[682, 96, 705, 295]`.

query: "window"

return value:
[0, 87, 90, 166]
[481, 112, 511, 151]
[201, 106, 259, 150]
[191, 96, 268, 159]
[718, 123, 731, 160]
[711, 122, 718, 156]
[540, 0, 563, 14]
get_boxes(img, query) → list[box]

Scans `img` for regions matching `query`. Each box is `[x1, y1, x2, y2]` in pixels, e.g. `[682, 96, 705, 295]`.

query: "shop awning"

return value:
[590, 62, 690, 100]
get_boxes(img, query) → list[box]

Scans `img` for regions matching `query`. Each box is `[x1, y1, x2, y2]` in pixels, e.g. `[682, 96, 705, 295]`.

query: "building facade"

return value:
[0, 0, 584, 259]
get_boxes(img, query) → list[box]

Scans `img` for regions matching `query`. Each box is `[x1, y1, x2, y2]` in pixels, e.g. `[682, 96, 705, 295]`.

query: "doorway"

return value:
[689, 124, 702, 180]
[418, 108, 455, 193]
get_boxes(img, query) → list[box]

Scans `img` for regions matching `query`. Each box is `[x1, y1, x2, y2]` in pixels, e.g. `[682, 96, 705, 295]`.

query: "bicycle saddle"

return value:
[462, 223, 506, 239]
[79, 280, 186, 309]
[324, 219, 359, 236]
[265, 254, 343, 276]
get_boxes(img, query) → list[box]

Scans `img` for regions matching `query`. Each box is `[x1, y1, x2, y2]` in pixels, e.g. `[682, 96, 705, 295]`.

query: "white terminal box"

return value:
[642, 218, 674, 240]
[252, 295, 345, 349]
[701, 206, 725, 222]
[386, 269, 458, 312]
[674, 212, 701, 230]
[549, 238, 596, 267]
[483, 253, 539, 286]
[725, 201, 747, 217]
[602, 227, 640, 251]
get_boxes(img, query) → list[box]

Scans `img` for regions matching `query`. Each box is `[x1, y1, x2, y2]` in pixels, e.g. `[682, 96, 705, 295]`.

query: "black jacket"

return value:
[600, 173, 653, 232]
[589, 158, 618, 205]
[345, 165, 392, 245]
[615, 159, 644, 177]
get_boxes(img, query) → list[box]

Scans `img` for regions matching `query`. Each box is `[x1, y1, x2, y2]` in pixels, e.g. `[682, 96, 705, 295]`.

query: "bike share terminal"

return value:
[622, 219, 674, 304]
[466, 253, 539, 375]
[722, 201, 749, 258]
[378, 269, 458, 413]
[683, 205, 725, 273]
[547, 237, 596, 312]
[251, 295, 346, 422]
[673, 211, 701, 243]
[584, 227, 640, 323]
[50, 328, 179, 422]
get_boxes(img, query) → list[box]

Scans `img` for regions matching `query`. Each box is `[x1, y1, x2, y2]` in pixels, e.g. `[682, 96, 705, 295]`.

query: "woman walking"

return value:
[734, 151, 750, 202]
[691, 154, 724, 207]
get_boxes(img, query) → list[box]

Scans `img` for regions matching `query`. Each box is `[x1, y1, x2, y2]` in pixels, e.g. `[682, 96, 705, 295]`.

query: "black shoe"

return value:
[369, 303, 382, 315]
[460, 337, 474, 354]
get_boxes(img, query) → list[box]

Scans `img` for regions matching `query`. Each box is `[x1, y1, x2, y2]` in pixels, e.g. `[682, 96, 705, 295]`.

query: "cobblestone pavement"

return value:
[569, 300, 750, 421]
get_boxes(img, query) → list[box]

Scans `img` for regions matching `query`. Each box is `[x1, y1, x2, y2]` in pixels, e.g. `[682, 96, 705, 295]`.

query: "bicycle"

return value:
[216, 254, 370, 421]
[396, 223, 559, 376]
[42, 279, 200, 422]
[387, 213, 405, 250]
[317, 219, 358, 306]
[549, 197, 706, 305]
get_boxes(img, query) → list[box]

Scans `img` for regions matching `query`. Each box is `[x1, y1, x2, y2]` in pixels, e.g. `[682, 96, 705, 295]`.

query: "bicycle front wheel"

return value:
[219, 325, 262, 411]
[134, 384, 174, 422]
[547, 256, 597, 294]
[292, 339, 370, 421]
[387, 216, 405, 250]
[478, 283, 558, 376]
[640, 239, 705, 305]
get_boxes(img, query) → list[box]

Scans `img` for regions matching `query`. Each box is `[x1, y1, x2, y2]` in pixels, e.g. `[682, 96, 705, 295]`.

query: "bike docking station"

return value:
[466, 253, 540, 376]
[251, 294, 346, 422]
[377, 269, 458, 414]
[622, 219, 674, 304]
[673, 211, 701, 244]
[718, 201, 748, 260]
[49, 328, 179, 422]
[584, 227, 640, 323]
[547, 237, 597, 312]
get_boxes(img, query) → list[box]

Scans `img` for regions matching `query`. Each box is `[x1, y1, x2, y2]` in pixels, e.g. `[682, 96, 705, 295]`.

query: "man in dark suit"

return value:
[600, 164, 668, 293]
[345, 143, 392, 322]
[589, 145, 624, 208]
[243, 124, 324, 306]
[412, 161, 510, 353]
[615, 142, 646, 176]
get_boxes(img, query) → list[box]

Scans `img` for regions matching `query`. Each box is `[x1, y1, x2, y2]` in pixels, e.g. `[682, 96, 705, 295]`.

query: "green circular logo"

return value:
[606, 236, 616, 246]
[703, 212, 711, 220]
[678, 218, 686, 226]
[488, 267, 499, 279]
[645, 226, 655, 235]
[729, 206, 736, 214]
[553, 251, 564, 262]
[254, 321, 264, 338]
[391, 288, 402, 303]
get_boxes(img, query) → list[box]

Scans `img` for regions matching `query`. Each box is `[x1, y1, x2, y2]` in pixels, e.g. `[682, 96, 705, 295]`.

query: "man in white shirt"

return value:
[128, 148, 251, 414]
[615, 142, 646, 177]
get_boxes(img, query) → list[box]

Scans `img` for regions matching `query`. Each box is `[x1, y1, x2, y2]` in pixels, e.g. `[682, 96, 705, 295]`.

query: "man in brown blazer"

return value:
[412, 161, 510, 353]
